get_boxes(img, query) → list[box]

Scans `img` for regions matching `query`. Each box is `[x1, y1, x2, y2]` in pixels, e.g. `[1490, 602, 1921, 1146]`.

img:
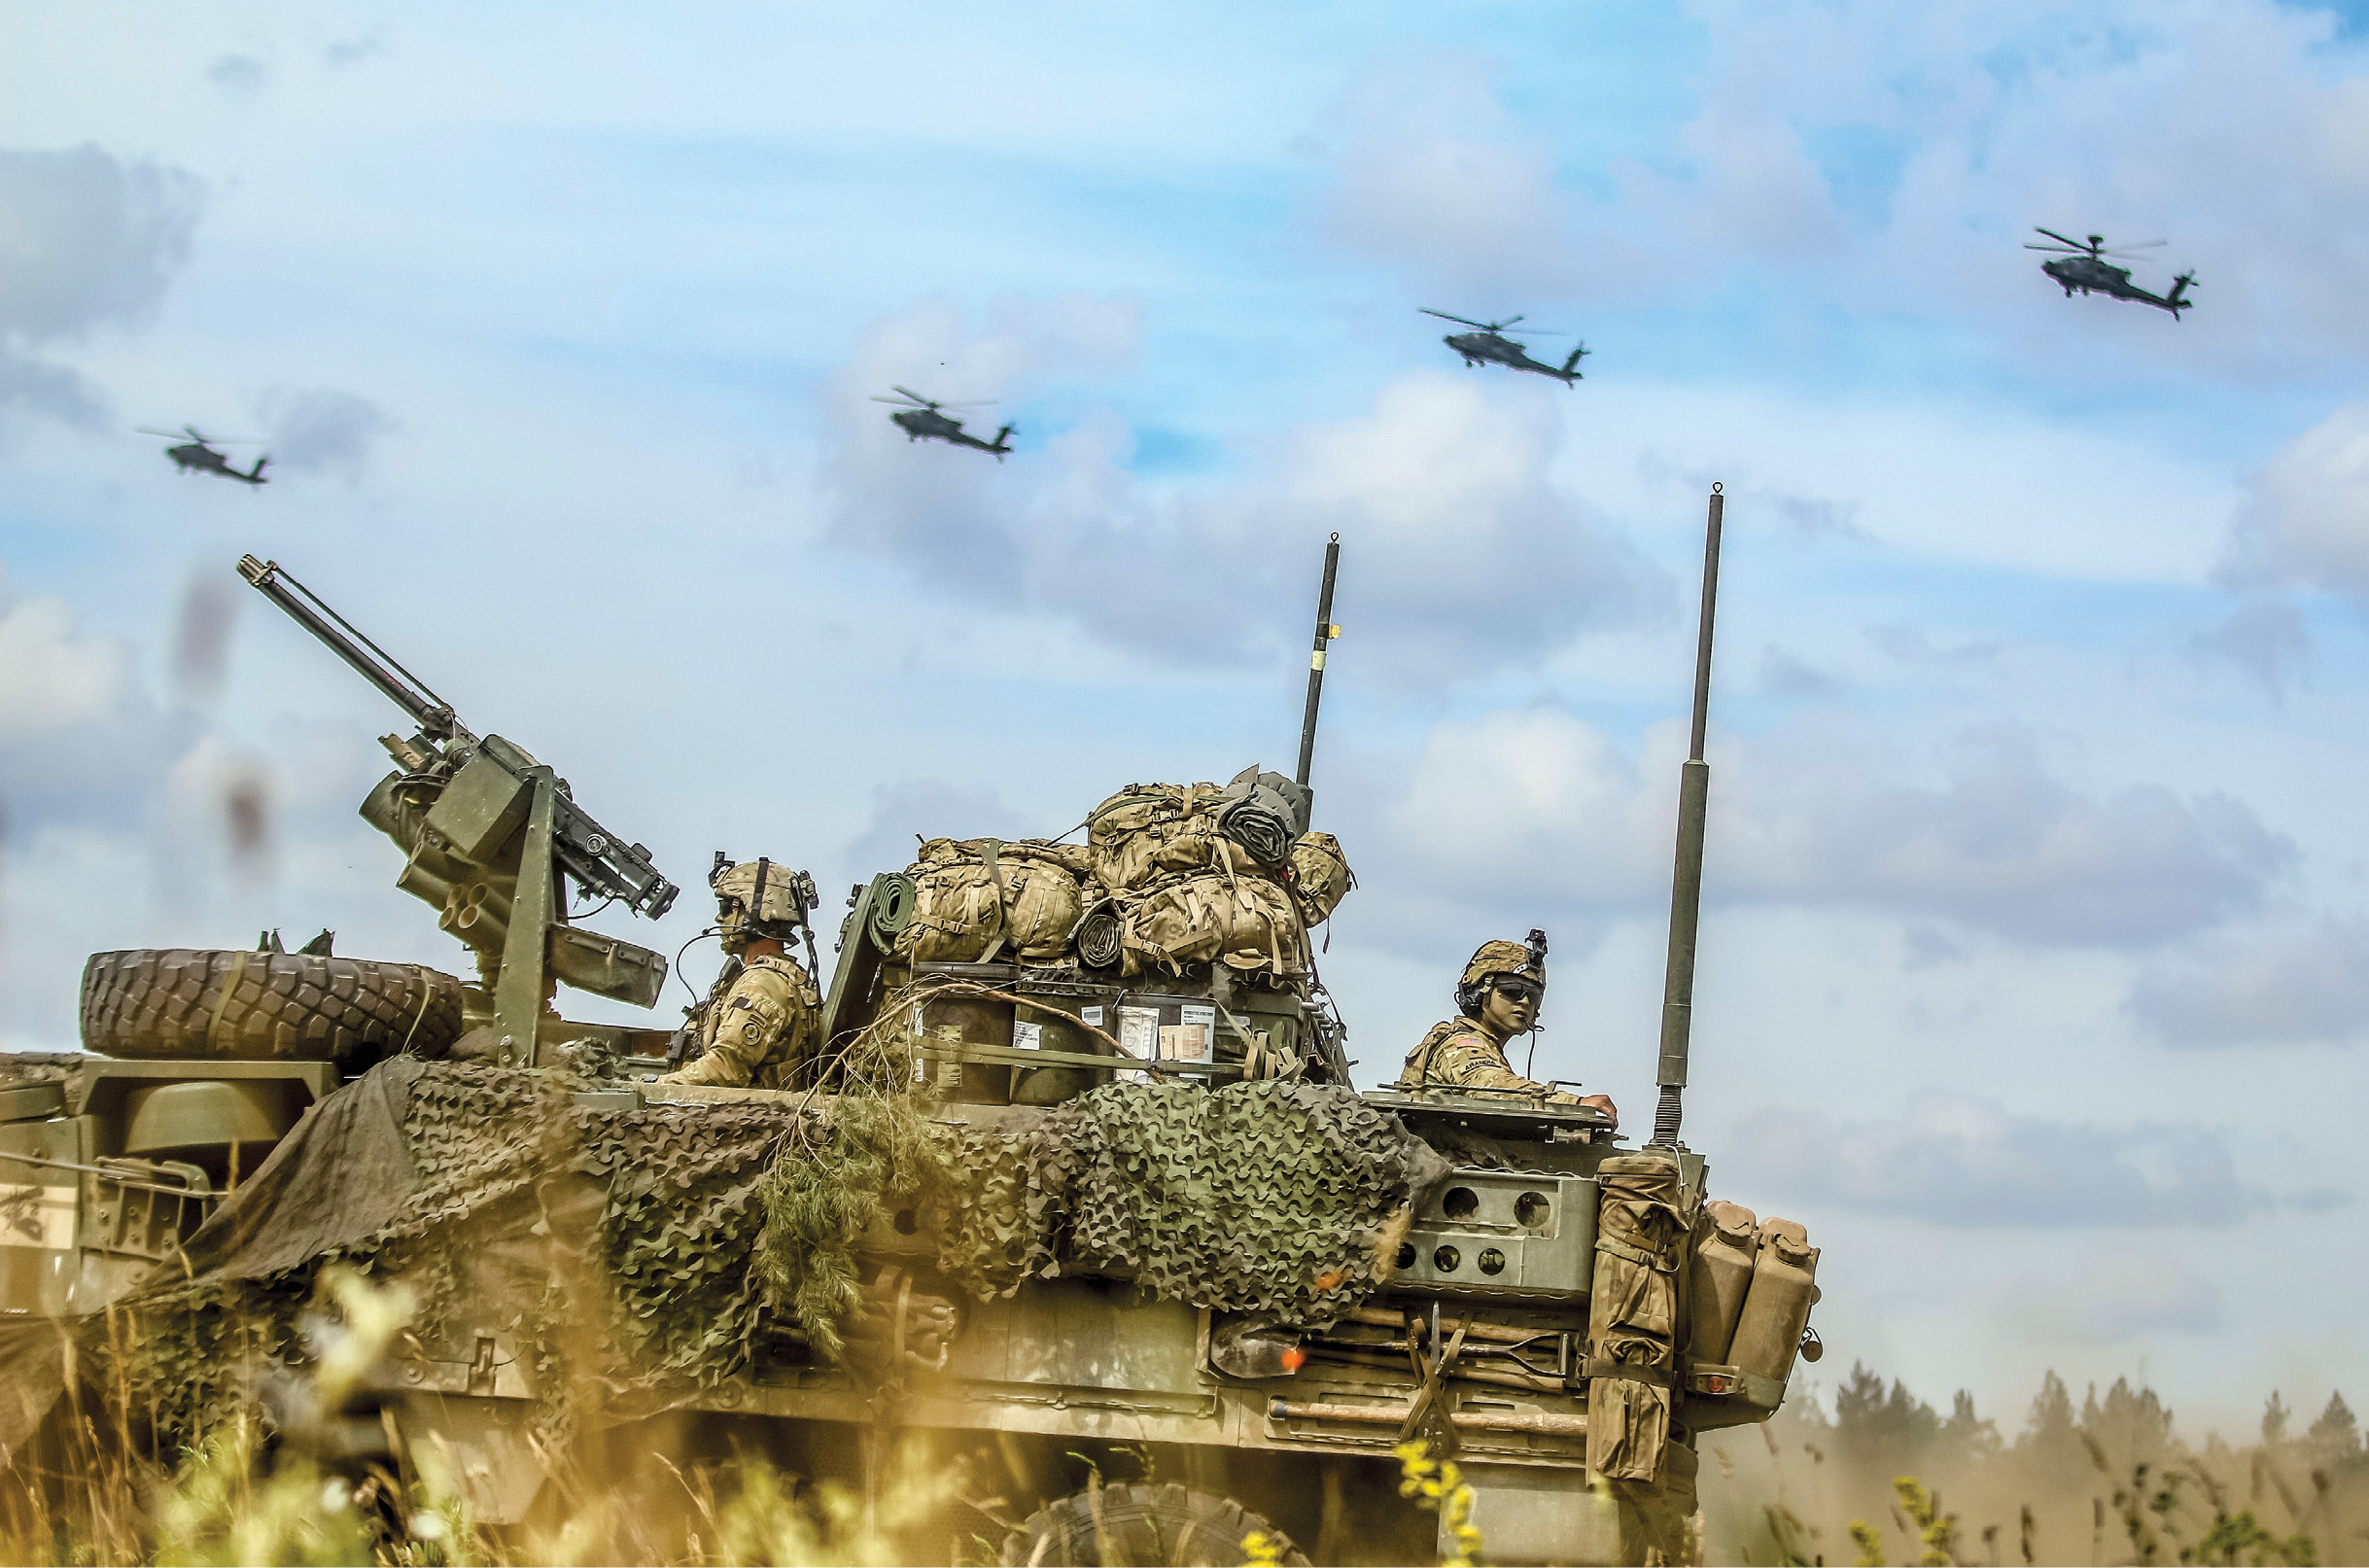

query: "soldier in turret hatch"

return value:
[1398, 937, 1617, 1126]
[655, 857, 821, 1091]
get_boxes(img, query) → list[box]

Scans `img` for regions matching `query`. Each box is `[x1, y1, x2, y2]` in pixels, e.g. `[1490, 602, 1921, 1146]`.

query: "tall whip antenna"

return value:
[1295, 534, 1342, 793]
[1652, 485, 1724, 1149]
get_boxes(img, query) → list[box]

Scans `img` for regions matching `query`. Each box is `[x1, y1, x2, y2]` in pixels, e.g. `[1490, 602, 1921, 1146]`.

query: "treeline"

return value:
[1698, 1365, 2365, 1565]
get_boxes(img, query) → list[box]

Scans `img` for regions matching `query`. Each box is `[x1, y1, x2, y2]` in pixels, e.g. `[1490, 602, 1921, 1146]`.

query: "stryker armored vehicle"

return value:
[0, 506, 1825, 1566]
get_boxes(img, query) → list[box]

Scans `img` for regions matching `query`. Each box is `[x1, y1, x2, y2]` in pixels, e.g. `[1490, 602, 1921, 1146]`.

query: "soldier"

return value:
[1400, 937, 1617, 1124]
[656, 857, 822, 1091]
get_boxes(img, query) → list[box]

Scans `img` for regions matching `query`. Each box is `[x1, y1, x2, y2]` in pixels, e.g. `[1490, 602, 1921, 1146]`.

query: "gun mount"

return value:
[238, 555, 679, 1066]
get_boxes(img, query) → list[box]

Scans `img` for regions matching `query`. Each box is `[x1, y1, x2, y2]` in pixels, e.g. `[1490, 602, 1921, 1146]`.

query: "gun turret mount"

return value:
[242, 554, 678, 1066]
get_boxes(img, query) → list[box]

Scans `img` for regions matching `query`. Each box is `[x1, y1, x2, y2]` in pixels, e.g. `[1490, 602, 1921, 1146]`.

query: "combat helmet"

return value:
[1455, 929, 1548, 1019]
[710, 854, 816, 954]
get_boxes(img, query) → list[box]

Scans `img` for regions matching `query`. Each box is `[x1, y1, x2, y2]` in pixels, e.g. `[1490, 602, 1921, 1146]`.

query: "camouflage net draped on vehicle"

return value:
[94, 1059, 808, 1451]
[85, 1063, 1439, 1450]
[915, 1079, 1446, 1325]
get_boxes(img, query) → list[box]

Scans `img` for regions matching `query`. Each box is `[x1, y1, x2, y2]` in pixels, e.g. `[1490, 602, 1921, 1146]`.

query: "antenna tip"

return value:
[1328, 531, 1341, 543]
[1711, 482, 1723, 494]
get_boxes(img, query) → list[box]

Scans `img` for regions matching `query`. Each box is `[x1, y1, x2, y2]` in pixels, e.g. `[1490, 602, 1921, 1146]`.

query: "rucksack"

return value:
[1286, 831, 1355, 925]
[893, 838, 1085, 964]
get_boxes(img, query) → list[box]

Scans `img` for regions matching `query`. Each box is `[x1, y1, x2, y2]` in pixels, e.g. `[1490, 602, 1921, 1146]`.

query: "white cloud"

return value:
[0, 143, 201, 423]
[1371, 707, 2292, 947]
[206, 54, 268, 96]
[1727, 1093, 2293, 1229]
[822, 300, 1659, 682]
[2224, 401, 2369, 599]
[1304, 5, 2369, 375]
[2128, 915, 2369, 1048]
[1305, 52, 1581, 300]
[2187, 594, 2311, 699]
[0, 565, 187, 845]
[253, 385, 398, 481]
[0, 586, 122, 732]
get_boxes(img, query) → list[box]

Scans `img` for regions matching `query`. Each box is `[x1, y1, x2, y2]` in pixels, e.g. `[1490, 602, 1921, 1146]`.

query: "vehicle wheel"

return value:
[80, 949, 466, 1063]
[999, 1482, 1306, 1566]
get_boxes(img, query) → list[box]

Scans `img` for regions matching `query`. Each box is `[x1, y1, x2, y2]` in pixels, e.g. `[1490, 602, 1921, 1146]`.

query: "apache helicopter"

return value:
[872, 387, 1014, 459]
[2025, 229, 2197, 317]
[138, 426, 272, 486]
[1420, 309, 1589, 383]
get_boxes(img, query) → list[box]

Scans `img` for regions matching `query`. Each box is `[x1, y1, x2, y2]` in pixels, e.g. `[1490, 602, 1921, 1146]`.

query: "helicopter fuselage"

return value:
[2039, 256, 2191, 316]
[889, 407, 1012, 458]
[1442, 331, 1583, 383]
[165, 441, 269, 485]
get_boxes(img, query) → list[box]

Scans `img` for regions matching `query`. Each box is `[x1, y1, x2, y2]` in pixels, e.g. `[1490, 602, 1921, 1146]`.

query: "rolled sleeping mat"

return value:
[1075, 900, 1125, 970]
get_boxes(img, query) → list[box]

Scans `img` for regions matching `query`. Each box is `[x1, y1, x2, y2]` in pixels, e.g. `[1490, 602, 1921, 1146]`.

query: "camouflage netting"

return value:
[916, 1079, 1446, 1326]
[93, 1058, 809, 1452]
[63, 1063, 1438, 1457]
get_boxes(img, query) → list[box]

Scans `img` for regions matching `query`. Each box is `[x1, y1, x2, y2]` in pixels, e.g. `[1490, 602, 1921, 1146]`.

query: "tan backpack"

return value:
[1086, 782, 1229, 895]
[1285, 831, 1355, 925]
[1118, 870, 1308, 980]
[893, 838, 1084, 964]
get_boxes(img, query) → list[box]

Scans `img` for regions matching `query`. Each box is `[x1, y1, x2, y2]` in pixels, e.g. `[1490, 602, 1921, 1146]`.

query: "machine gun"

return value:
[238, 555, 679, 1067]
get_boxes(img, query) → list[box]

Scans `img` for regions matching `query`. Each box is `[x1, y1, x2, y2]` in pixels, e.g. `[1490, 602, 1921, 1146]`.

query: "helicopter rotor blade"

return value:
[2022, 242, 2082, 253]
[143, 427, 264, 443]
[1419, 309, 1493, 330]
[2031, 226, 2088, 251]
[887, 385, 938, 407]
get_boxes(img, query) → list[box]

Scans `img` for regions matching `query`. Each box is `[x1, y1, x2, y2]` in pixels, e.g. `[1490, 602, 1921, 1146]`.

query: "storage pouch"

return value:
[1585, 1153, 1688, 1483]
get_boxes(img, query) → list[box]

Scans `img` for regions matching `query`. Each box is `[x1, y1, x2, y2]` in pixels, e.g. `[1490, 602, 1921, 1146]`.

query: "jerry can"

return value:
[1687, 1199, 1759, 1365]
[1727, 1215, 1819, 1385]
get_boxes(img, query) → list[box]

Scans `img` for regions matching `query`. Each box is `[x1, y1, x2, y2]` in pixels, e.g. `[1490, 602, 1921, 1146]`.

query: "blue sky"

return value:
[7, 0, 2369, 1439]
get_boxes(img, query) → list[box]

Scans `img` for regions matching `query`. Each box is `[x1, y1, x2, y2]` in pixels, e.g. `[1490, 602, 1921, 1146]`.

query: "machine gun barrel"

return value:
[236, 554, 678, 923]
[1651, 485, 1724, 1149]
[237, 556, 472, 744]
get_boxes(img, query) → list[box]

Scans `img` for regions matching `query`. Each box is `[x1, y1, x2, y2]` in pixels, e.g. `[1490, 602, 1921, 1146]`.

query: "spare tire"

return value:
[80, 949, 466, 1063]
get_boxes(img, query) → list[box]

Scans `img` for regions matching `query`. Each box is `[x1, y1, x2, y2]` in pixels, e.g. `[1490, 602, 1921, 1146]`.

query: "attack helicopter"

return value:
[2025, 229, 2196, 317]
[138, 426, 271, 486]
[872, 387, 1014, 459]
[1420, 309, 1589, 383]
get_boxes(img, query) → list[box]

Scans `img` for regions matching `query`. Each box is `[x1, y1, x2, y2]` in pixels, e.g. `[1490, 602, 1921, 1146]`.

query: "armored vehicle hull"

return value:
[3, 1030, 1805, 1566]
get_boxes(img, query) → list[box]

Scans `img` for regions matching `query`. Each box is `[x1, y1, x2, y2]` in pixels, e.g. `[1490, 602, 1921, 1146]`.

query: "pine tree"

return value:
[2262, 1391, 2291, 1446]
[2083, 1376, 2175, 1460]
[1833, 1363, 1938, 1466]
[2021, 1370, 2077, 1451]
[1937, 1388, 2003, 1461]
[2308, 1391, 2361, 1459]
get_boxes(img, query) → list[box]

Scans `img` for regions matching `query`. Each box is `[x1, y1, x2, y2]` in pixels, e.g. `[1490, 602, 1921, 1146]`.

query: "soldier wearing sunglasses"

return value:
[1398, 937, 1618, 1124]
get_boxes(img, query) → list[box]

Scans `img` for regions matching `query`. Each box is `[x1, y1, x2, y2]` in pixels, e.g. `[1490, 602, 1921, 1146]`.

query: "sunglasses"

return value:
[1492, 977, 1543, 1004]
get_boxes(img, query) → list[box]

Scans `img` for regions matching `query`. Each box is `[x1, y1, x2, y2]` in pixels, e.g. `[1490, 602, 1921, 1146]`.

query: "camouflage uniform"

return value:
[656, 855, 821, 1091]
[1400, 937, 1579, 1101]
[659, 954, 820, 1090]
[1402, 1017, 1580, 1101]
